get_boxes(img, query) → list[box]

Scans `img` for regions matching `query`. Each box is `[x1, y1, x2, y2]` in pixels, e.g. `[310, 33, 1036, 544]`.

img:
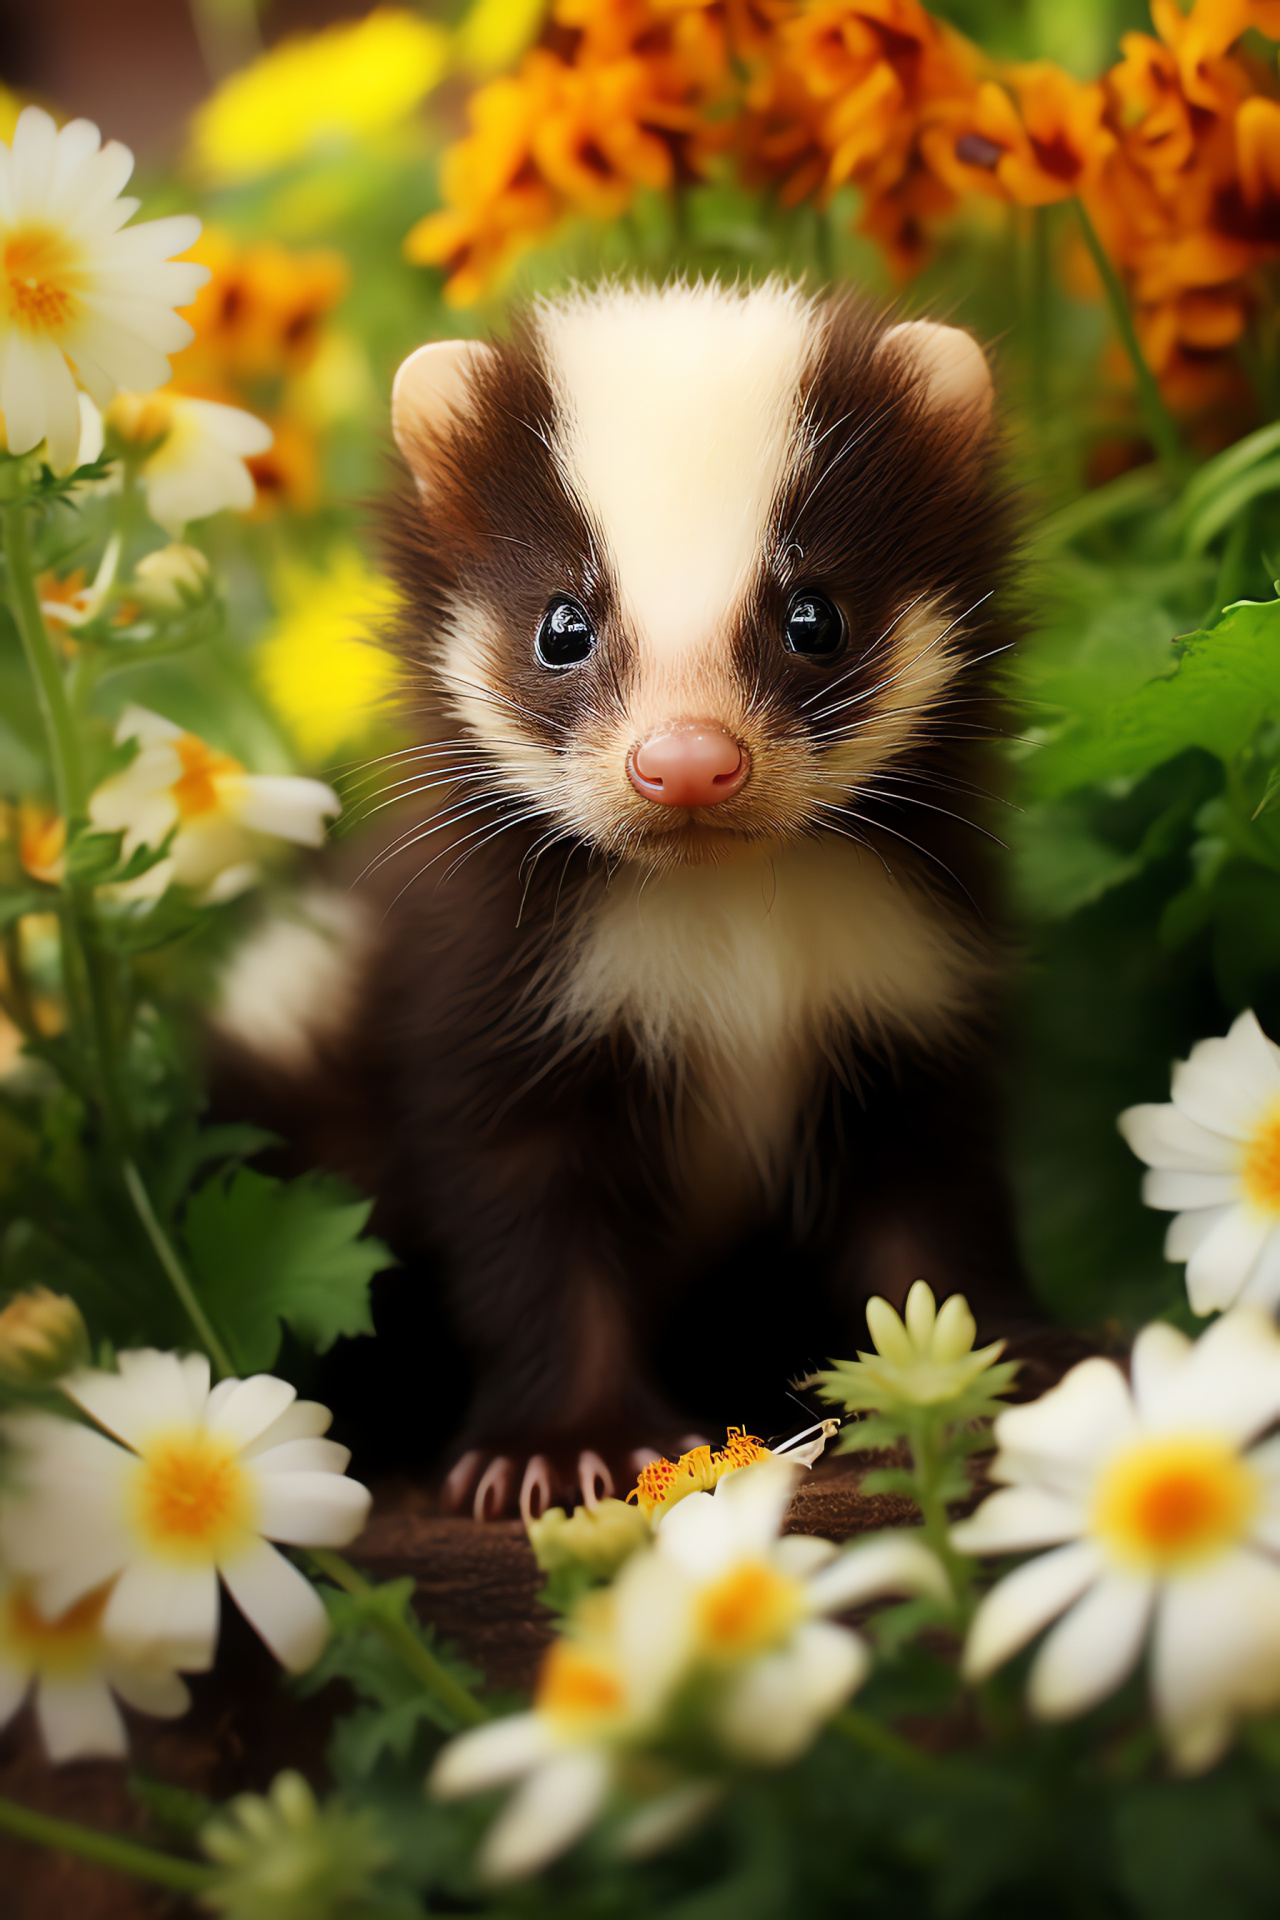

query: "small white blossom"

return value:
[107, 390, 272, 535]
[1120, 1009, 1280, 1314]
[0, 1349, 371, 1677]
[89, 704, 339, 904]
[0, 107, 207, 471]
[953, 1307, 1280, 1771]
[0, 1571, 190, 1763]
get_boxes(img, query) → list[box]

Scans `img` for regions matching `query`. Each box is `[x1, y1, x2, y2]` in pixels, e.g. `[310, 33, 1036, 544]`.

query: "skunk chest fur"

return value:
[548, 837, 989, 1212]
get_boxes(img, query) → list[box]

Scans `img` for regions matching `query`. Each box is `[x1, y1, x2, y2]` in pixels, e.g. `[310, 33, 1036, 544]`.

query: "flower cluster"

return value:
[413, 0, 1280, 417]
[0, 1347, 370, 1763]
[433, 1456, 948, 1880]
[405, 0, 734, 306]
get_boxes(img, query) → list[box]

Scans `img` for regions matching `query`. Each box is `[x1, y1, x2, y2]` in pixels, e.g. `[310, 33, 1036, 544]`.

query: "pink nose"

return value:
[628, 723, 749, 808]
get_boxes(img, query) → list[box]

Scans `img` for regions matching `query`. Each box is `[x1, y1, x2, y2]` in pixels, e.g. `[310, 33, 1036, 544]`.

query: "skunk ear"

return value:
[878, 320, 992, 427]
[392, 338, 497, 492]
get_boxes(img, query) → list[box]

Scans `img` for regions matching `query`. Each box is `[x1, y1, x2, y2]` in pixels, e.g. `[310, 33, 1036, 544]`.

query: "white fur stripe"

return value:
[537, 282, 819, 666]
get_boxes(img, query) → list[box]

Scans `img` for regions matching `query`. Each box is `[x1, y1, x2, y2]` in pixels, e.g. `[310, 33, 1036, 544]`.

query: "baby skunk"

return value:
[216, 278, 1042, 1521]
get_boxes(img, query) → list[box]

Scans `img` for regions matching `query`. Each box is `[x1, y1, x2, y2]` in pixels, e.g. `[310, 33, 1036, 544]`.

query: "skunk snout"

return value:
[627, 723, 749, 808]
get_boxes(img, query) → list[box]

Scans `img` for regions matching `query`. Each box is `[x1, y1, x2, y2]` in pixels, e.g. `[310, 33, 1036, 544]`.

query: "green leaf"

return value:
[298, 1578, 483, 1779]
[1032, 597, 1280, 799]
[181, 1166, 389, 1374]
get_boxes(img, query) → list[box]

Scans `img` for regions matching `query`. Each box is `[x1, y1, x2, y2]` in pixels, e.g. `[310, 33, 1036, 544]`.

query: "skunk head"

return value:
[385, 279, 1010, 878]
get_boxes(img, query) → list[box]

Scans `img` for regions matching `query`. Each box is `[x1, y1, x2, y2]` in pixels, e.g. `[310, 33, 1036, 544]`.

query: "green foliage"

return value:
[182, 1167, 389, 1374]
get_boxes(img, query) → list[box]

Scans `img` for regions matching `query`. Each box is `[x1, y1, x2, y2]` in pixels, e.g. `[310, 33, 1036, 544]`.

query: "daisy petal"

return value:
[716, 1618, 866, 1763]
[1118, 1101, 1236, 1173]
[1152, 1548, 1280, 1772]
[1184, 1206, 1275, 1314]
[240, 1399, 332, 1458]
[951, 1484, 1083, 1554]
[1142, 1170, 1239, 1210]
[36, 1675, 127, 1762]
[1171, 1011, 1280, 1140]
[217, 1536, 329, 1672]
[991, 1359, 1135, 1494]
[253, 1469, 371, 1547]
[1028, 1572, 1153, 1720]
[206, 1374, 296, 1452]
[430, 1713, 555, 1798]
[807, 1533, 950, 1613]
[106, 1665, 191, 1718]
[963, 1540, 1101, 1683]
[1166, 1206, 1232, 1263]
[1144, 1306, 1280, 1444]
[481, 1748, 611, 1883]
[65, 1348, 208, 1449]
[102, 1558, 219, 1671]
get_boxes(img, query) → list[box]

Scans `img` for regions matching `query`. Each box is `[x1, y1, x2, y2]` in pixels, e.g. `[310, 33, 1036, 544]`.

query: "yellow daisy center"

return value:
[130, 1430, 254, 1562]
[1092, 1435, 1259, 1571]
[697, 1559, 802, 1657]
[536, 1639, 626, 1730]
[629, 1428, 772, 1518]
[1242, 1107, 1280, 1211]
[1, 1580, 110, 1678]
[5, 226, 80, 334]
[171, 733, 244, 819]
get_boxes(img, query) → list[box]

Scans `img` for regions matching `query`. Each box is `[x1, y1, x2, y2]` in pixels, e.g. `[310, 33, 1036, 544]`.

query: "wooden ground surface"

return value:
[0, 1456, 917, 1919]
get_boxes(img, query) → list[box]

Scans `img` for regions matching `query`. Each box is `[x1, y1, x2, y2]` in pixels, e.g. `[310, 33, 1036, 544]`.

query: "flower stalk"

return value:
[308, 1548, 488, 1727]
[1073, 201, 1183, 470]
[0, 1793, 215, 1893]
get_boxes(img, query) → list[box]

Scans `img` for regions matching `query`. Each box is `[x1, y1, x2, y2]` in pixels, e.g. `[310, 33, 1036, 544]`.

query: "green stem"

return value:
[308, 1549, 488, 1727]
[4, 498, 232, 1378]
[4, 505, 86, 821]
[833, 1708, 941, 1778]
[905, 1413, 971, 1611]
[1074, 200, 1183, 469]
[0, 1794, 215, 1894]
[1029, 206, 1050, 419]
[122, 1160, 235, 1379]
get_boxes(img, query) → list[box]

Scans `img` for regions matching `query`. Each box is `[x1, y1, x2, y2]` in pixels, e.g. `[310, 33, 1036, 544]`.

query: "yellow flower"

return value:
[629, 1429, 774, 1520]
[457, 0, 546, 77]
[189, 8, 449, 186]
[256, 553, 400, 762]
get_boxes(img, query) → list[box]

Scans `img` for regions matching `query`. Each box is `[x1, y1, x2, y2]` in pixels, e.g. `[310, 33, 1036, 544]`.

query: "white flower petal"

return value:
[241, 1399, 333, 1458]
[774, 1533, 839, 1578]
[951, 1484, 1084, 1555]
[963, 1541, 1102, 1683]
[103, 1558, 219, 1671]
[114, 704, 182, 747]
[612, 1547, 695, 1716]
[217, 1536, 328, 1672]
[1166, 1205, 1232, 1263]
[1027, 1572, 1154, 1721]
[1152, 1549, 1280, 1772]
[617, 1780, 723, 1859]
[806, 1532, 950, 1614]
[206, 1374, 296, 1452]
[480, 1748, 611, 1883]
[251, 1437, 351, 1477]
[717, 1618, 867, 1764]
[991, 1359, 1136, 1497]
[1237, 1228, 1280, 1311]
[1141, 1306, 1280, 1444]
[0, 1659, 31, 1730]
[1185, 1205, 1276, 1314]
[64, 1347, 209, 1449]
[1118, 1101, 1237, 1173]
[106, 1663, 191, 1719]
[36, 1675, 128, 1762]
[429, 1713, 555, 1799]
[236, 776, 341, 847]
[253, 1469, 371, 1548]
[1171, 1011, 1280, 1140]
[1142, 1170, 1240, 1210]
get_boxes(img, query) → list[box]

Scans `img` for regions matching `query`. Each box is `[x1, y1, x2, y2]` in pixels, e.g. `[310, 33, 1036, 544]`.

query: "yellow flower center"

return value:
[131, 1430, 254, 1562]
[1242, 1107, 1280, 1211]
[1092, 1435, 1259, 1571]
[1, 1580, 109, 1678]
[535, 1639, 626, 1730]
[697, 1559, 802, 1657]
[5, 227, 79, 334]
[171, 733, 244, 819]
[629, 1428, 771, 1518]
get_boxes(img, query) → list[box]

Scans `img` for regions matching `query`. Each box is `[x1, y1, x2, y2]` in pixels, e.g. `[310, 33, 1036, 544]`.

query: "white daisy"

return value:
[0, 1349, 371, 1677]
[654, 1459, 950, 1765]
[0, 1573, 190, 1764]
[0, 106, 208, 471]
[107, 390, 273, 535]
[953, 1307, 1280, 1771]
[88, 704, 340, 904]
[430, 1545, 694, 1882]
[1119, 1010, 1280, 1314]
[433, 1461, 948, 1881]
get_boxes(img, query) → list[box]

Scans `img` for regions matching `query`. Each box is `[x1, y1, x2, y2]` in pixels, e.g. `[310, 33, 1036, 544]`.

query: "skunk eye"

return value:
[535, 595, 596, 669]
[783, 589, 843, 660]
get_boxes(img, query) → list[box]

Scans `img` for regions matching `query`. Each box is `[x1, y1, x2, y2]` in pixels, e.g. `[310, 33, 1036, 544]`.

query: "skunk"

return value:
[215, 279, 1044, 1520]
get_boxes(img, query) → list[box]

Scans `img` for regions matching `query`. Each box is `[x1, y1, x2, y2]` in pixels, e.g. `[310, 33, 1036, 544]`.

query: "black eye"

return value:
[535, 595, 596, 669]
[783, 589, 843, 659]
